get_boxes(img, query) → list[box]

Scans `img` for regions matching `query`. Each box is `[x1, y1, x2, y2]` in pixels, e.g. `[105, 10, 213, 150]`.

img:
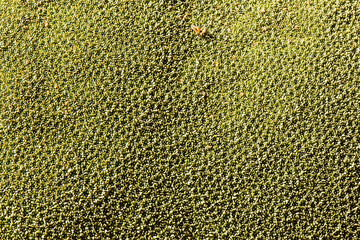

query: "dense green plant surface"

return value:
[1, 0, 359, 238]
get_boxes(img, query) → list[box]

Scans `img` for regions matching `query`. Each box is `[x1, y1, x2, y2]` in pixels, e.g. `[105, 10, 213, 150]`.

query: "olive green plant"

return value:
[0, 0, 359, 239]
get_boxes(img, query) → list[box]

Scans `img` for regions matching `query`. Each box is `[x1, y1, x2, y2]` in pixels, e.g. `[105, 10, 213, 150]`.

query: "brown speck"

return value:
[262, 27, 268, 32]
[294, 25, 300, 30]
[64, 110, 68, 115]
[260, 9, 266, 14]
[277, 0, 282, 2]
[232, 55, 237, 60]
[25, 60, 30, 65]
[47, 91, 50, 96]
[210, 115, 214, 118]
[240, 92, 245, 97]
[44, 21, 49, 27]
[283, 8, 287, 12]
[253, 42, 259, 46]
[168, 6, 173, 10]
[290, 11, 295, 16]
[288, 39, 293, 44]
[306, 1, 311, 5]
[206, 145, 212, 150]
[192, 26, 200, 35]
[38, 7, 42, 12]
[180, 78, 184, 83]
[76, 121, 79, 126]
[215, 62, 219, 67]
[201, 92, 207, 97]
[65, 101, 69, 106]
[23, 25, 29, 30]
[217, 5, 221, 9]
[192, 26, 206, 36]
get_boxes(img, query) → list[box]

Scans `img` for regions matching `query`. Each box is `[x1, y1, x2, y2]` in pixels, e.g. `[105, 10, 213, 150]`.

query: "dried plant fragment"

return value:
[192, 26, 207, 36]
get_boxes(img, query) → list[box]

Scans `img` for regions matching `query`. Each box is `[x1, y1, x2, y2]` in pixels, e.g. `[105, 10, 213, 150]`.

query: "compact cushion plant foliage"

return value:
[0, 0, 359, 238]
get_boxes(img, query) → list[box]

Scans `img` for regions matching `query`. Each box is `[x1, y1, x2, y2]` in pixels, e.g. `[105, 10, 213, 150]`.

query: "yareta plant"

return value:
[0, 0, 359, 239]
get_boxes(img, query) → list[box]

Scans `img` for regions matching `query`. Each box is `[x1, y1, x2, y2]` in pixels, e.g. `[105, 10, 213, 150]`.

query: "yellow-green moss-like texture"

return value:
[1, 0, 359, 239]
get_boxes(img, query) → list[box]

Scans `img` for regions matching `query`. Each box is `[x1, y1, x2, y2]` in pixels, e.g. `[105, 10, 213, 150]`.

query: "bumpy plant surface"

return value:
[0, 0, 359, 239]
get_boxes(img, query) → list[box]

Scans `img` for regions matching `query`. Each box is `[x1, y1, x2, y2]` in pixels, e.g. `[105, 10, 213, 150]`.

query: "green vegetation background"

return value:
[0, 0, 359, 238]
